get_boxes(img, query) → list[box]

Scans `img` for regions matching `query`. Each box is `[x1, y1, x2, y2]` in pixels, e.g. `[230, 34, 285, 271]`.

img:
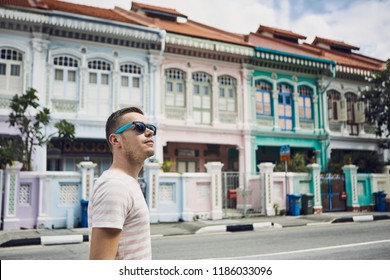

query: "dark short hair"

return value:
[105, 107, 144, 149]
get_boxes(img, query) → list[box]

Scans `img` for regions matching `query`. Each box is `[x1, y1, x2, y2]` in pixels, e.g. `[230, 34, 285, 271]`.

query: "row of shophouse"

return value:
[0, 1, 389, 229]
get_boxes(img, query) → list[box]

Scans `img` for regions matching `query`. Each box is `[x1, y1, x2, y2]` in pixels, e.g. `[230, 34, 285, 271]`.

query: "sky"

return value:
[62, 0, 390, 61]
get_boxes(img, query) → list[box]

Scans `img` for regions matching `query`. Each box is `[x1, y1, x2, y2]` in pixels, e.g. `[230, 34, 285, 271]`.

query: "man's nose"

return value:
[145, 128, 154, 136]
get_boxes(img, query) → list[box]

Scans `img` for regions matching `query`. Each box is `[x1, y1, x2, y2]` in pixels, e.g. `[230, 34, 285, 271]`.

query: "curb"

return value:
[331, 215, 390, 224]
[0, 234, 89, 248]
[196, 222, 274, 234]
[196, 215, 390, 235]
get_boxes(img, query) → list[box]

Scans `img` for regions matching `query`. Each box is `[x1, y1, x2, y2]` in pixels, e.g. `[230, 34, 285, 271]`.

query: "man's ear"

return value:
[108, 134, 120, 147]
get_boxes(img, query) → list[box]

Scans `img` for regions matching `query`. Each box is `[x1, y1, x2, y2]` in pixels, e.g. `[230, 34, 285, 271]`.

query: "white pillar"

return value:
[205, 162, 224, 220]
[77, 161, 97, 200]
[144, 162, 161, 223]
[3, 162, 23, 230]
[259, 162, 275, 216]
[307, 163, 322, 214]
[342, 164, 360, 211]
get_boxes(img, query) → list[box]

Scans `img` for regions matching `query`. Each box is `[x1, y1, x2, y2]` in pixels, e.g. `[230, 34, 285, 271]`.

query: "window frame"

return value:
[255, 80, 273, 117]
[218, 75, 237, 112]
[298, 86, 313, 120]
[165, 68, 186, 107]
[0, 48, 23, 95]
[277, 83, 294, 131]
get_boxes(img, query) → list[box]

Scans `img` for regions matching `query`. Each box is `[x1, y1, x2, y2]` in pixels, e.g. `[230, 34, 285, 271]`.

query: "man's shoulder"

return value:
[94, 170, 138, 191]
[98, 170, 137, 182]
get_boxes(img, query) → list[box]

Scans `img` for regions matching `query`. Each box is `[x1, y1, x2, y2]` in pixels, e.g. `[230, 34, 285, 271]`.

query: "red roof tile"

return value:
[124, 3, 250, 46]
[257, 25, 306, 40]
[41, 0, 137, 24]
[1, 1, 384, 70]
[312, 36, 360, 51]
[0, 0, 36, 8]
[248, 31, 384, 71]
[131, 1, 187, 18]
[0, 0, 139, 25]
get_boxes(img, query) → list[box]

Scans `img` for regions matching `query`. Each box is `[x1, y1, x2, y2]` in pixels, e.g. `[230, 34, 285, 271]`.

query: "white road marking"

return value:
[208, 239, 390, 259]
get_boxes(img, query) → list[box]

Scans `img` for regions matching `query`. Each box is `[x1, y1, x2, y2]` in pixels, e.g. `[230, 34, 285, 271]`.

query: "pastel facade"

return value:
[247, 27, 388, 170]
[1, 1, 387, 175]
[0, 0, 165, 174]
[0, 1, 389, 228]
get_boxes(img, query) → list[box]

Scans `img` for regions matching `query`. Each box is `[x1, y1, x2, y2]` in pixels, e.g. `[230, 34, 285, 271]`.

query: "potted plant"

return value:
[161, 160, 174, 172]
[273, 203, 279, 216]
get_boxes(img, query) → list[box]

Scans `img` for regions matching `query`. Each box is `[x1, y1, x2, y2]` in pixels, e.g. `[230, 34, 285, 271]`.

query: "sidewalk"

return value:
[1, 211, 389, 248]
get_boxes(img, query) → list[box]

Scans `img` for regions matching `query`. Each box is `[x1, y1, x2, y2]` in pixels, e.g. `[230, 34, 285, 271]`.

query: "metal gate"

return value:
[222, 172, 264, 218]
[320, 173, 347, 212]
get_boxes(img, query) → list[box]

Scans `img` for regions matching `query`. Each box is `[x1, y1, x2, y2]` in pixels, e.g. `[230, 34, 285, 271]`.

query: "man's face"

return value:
[116, 112, 155, 162]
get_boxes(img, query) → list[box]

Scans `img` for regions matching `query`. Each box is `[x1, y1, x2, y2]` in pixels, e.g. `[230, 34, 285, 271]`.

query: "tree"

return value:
[275, 153, 308, 172]
[7, 88, 75, 171]
[326, 150, 383, 174]
[361, 60, 390, 144]
[0, 136, 23, 169]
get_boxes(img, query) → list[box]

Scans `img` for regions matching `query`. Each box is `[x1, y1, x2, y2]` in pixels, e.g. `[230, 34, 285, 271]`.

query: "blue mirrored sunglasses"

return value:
[114, 121, 157, 135]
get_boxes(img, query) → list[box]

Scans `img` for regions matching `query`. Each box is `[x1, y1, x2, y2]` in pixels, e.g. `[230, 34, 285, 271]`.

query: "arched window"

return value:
[53, 55, 79, 100]
[218, 75, 236, 112]
[120, 63, 143, 108]
[165, 68, 186, 107]
[255, 80, 272, 116]
[0, 48, 23, 96]
[298, 86, 313, 120]
[87, 59, 112, 116]
[277, 83, 293, 131]
[193, 72, 212, 124]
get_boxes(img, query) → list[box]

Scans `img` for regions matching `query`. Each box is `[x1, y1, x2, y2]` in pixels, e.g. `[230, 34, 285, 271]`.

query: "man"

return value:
[88, 107, 156, 260]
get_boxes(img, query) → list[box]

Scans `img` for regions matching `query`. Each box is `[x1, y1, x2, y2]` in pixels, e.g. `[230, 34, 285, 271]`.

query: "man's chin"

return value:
[146, 150, 155, 158]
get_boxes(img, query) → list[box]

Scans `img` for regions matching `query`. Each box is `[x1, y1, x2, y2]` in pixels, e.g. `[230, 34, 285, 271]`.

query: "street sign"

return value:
[280, 145, 290, 161]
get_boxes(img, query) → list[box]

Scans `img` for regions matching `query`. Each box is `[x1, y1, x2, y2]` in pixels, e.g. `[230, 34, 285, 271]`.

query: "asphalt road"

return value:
[0, 221, 389, 260]
[152, 221, 390, 260]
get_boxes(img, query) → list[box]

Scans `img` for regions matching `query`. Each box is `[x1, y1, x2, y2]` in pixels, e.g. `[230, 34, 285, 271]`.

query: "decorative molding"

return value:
[166, 33, 253, 56]
[0, 7, 161, 42]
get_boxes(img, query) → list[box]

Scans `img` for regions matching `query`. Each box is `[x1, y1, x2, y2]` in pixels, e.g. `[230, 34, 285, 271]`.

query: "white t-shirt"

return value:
[88, 170, 152, 260]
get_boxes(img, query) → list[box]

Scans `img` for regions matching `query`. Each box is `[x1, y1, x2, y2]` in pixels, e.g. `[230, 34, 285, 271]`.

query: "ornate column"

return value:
[205, 162, 224, 220]
[272, 88, 280, 130]
[307, 163, 322, 214]
[293, 84, 300, 131]
[148, 54, 163, 163]
[77, 161, 97, 200]
[3, 162, 23, 230]
[312, 92, 320, 133]
[79, 48, 88, 112]
[240, 67, 253, 127]
[186, 63, 194, 125]
[112, 52, 120, 111]
[31, 32, 49, 104]
[144, 162, 161, 223]
[259, 162, 275, 216]
[342, 164, 360, 211]
[212, 71, 220, 126]
[148, 53, 162, 123]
